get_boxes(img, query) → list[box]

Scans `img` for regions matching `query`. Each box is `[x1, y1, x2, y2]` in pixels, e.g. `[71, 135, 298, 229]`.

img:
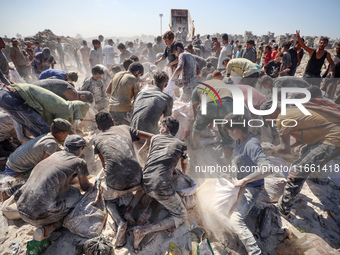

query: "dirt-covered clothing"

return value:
[15, 151, 89, 226]
[131, 87, 173, 134]
[93, 125, 142, 191]
[80, 77, 108, 111]
[142, 134, 188, 227]
[277, 107, 340, 147]
[33, 79, 75, 101]
[9, 46, 27, 66]
[178, 51, 197, 85]
[142, 134, 187, 197]
[6, 133, 58, 174]
[232, 134, 272, 187]
[108, 71, 140, 112]
[12, 83, 89, 124]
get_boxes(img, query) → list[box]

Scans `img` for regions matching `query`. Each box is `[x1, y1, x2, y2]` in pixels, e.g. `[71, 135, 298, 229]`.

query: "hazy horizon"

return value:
[2, 0, 340, 40]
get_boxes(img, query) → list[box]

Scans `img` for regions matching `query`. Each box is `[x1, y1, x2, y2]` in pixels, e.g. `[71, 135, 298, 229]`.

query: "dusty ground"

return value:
[1, 50, 340, 255]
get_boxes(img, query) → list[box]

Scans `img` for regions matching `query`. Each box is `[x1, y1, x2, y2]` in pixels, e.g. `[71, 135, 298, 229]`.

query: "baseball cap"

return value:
[42, 47, 51, 58]
[64, 135, 87, 149]
[52, 118, 72, 133]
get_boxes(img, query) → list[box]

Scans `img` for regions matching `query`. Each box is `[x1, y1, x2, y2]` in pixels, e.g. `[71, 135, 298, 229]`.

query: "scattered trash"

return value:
[12, 241, 19, 254]
[26, 239, 51, 255]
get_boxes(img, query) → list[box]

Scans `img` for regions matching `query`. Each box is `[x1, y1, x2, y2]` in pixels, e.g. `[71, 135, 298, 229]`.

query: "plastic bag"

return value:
[197, 237, 214, 255]
[8, 62, 26, 83]
[172, 101, 192, 140]
[168, 242, 182, 255]
[163, 80, 176, 98]
[26, 239, 51, 255]
[63, 181, 108, 238]
[214, 178, 240, 216]
[174, 169, 197, 209]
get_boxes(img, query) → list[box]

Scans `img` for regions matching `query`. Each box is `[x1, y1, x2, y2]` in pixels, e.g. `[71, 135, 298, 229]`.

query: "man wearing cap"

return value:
[1, 118, 72, 201]
[32, 47, 55, 77]
[14, 134, 92, 241]
[9, 38, 30, 81]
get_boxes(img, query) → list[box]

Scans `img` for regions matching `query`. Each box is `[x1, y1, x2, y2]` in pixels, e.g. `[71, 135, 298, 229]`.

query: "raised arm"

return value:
[326, 52, 335, 77]
[294, 30, 314, 56]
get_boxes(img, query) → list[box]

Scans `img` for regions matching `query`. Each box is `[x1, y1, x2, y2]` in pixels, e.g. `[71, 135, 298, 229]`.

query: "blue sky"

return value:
[1, 0, 339, 39]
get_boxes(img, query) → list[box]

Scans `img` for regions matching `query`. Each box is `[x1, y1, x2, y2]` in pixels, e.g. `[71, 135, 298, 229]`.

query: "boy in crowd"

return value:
[133, 117, 188, 250]
[222, 114, 273, 255]
[80, 65, 108, 111]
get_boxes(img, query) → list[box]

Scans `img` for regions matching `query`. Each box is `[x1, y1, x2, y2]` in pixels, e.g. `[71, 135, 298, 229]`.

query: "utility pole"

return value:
[159, 14, 163, 36]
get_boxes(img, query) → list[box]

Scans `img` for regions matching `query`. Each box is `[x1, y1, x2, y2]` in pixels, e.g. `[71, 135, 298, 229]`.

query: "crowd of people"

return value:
[0, 28, 340, 255]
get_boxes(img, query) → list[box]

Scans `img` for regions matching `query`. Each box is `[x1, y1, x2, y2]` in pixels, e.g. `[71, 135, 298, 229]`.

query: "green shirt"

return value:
[13, 83, 89, 124]
[191, 79, 233, 104]
[226, 58, 259, 77]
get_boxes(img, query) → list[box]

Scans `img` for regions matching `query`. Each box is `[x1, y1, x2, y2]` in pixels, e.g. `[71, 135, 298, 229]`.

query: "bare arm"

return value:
[274, 133, 291, 154]
[167, 59, 178, 67]
[170, 65, 183, 81]
[43, 153, 50, 159]
[133, 91, 139, 101]
[294, 30, 314, 56]
[154, 57, 165, 65]
[98, 153, 105, 169]
[297, 50, 302, 66]
[234, 161, 274, 187]
[326, 52, 335, 77]
[106, 81, 113, 94]
[192, 102, 199, 119]
[137, 130, 154, 140]
[278, 68, 290, 75]
[181, 157, 187, 175]
[79, 176, 92, 191]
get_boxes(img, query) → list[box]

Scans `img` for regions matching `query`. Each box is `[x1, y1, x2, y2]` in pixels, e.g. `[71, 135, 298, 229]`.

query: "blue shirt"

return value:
[232, 134, 271, 187]
[39, 69, 66, 80]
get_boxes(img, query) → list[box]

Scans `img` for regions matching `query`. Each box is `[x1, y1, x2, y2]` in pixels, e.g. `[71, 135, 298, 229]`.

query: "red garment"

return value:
[263, 50, 272, 66]
[215, 41, 221, 54]
[305, 98, 340, 119]
[236, 85, 266, 110]
[271, 50, 278, 60]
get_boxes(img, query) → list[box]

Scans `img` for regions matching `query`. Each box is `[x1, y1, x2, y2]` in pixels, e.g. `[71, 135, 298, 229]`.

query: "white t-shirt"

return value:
[103, 45, 115, 66]
[217, 43, 232, 70]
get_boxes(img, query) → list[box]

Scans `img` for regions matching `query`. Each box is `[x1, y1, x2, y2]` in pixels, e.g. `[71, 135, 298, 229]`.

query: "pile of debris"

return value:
[2, 29, 83, 62]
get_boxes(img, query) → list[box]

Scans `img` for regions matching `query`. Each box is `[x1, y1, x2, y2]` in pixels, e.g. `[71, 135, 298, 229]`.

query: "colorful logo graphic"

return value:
[199, 83, 311, 116]
[197, 82, 222, 106]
